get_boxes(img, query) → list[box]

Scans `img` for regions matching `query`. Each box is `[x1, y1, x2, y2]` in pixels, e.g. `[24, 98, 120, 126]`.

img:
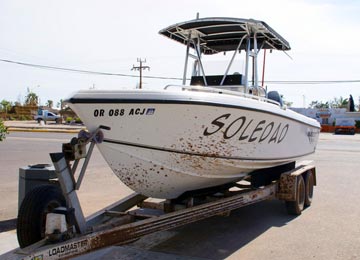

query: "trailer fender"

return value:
[277, 164, 316, 201]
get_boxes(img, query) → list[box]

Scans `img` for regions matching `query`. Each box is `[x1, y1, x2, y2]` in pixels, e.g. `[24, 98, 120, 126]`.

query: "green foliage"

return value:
[0, 99, 12, 112]
[331, 96, 348, 109]
[46, 100, 53, 108]
[0, 119, 8, 141]
[309, 96, 352, 109]
[309, 100, 329, 109]
[57, 99, 64, 109]
[18, 115, 32, 121]
[65, 117, 82, 124]
[24, 88, 39, 106]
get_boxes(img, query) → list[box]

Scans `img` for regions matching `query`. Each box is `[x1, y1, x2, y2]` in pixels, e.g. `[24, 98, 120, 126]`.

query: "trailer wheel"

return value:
[37, 118, 42, 123]
[304, 171, 314, 207]
[285, 175, 305, 215]
[17, 185, 66, 248]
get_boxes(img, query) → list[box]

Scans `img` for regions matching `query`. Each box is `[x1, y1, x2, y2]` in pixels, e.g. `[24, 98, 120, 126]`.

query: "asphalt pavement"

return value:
[0, 129, 359, 259]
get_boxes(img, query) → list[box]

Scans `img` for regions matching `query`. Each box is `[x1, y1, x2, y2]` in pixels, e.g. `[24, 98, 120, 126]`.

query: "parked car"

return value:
[335, 118, 355, 135]
[34, 110, 61, 124]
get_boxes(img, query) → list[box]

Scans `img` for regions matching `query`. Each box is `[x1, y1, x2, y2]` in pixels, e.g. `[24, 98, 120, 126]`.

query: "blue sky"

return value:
[0, 0, 359, 107]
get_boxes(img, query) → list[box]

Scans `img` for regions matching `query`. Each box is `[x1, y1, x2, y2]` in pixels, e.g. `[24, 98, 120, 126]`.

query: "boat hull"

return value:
[67, 90, 320, 198]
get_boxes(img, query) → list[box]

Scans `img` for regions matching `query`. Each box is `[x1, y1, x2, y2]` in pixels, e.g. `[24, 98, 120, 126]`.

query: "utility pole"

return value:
[131, 58, 150, 89]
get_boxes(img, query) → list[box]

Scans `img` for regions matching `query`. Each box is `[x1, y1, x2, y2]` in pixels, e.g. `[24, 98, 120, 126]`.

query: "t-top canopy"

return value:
[159, 17, 290, 55]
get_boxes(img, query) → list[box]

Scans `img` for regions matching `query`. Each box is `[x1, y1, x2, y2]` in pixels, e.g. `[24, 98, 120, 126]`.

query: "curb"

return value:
[7, 127, 84, 134]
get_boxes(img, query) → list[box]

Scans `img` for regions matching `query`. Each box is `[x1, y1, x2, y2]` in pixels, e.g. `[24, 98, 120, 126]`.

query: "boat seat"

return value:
[267, 91, 283, 106]
[190, 74, 242, 86]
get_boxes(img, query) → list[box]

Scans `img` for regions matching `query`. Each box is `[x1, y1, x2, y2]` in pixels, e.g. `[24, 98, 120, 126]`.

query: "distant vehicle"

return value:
[335, 118, 355, 135]
[34, 110, 61, 124]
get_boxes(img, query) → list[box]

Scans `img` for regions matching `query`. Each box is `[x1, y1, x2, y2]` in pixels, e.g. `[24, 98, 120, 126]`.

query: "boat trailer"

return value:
[2, 126, 316, 260]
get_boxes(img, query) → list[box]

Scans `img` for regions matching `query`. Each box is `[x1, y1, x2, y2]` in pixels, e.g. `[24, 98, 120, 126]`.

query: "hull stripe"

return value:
[68, 98, 320, 128]
[103, 138, 315, 161]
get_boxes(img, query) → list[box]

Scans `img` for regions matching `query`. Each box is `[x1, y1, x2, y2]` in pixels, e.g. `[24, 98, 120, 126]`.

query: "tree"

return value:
[57, 99, 64, 109]
[308, 100, 329, 109]
[24, 88, 39, 106]
[330, 96, 348, 108]
[0, 100, 12, 113]
[46, 100, 53, 108]
[349, 95, 355, 112]
[0, 119, 8, 141]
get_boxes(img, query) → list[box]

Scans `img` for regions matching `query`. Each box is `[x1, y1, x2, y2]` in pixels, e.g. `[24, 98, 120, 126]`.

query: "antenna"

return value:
[131, 58, 150, 89]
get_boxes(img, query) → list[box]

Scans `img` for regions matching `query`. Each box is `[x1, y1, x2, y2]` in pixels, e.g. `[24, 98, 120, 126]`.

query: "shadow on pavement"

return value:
[0, 218, 16, 233]
[148, 200, 298, 259]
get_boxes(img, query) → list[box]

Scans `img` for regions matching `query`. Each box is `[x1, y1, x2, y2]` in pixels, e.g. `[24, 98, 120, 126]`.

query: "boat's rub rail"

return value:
[164, 84, 283, 108]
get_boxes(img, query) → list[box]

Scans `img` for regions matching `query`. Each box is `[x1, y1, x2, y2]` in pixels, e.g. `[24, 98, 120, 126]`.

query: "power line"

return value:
[265, 80, 360, 84]
[0, 58, 182, 80]
[1, 58, 360, 85]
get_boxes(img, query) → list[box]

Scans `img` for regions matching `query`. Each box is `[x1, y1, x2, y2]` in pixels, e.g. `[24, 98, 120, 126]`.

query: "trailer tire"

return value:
[37, 118, 42, 124]
[285, 175, 305, 215]
[304, 171, 314, 207]
[17, 185, 66, 248]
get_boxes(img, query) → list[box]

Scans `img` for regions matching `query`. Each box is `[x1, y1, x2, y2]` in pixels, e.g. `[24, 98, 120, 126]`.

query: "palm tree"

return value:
[24, 88, 39, 106]
[46, 100, 53, 108]
[331, 96, 348, 108]
[308, 100, 329, 109]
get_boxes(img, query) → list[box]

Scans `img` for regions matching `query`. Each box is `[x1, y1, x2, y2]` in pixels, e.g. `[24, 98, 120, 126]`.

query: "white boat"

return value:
[66, 17, 320, 199]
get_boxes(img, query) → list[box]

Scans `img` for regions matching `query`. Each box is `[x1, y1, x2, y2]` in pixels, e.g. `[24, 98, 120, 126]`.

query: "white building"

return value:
[291, 107, 360, 125]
